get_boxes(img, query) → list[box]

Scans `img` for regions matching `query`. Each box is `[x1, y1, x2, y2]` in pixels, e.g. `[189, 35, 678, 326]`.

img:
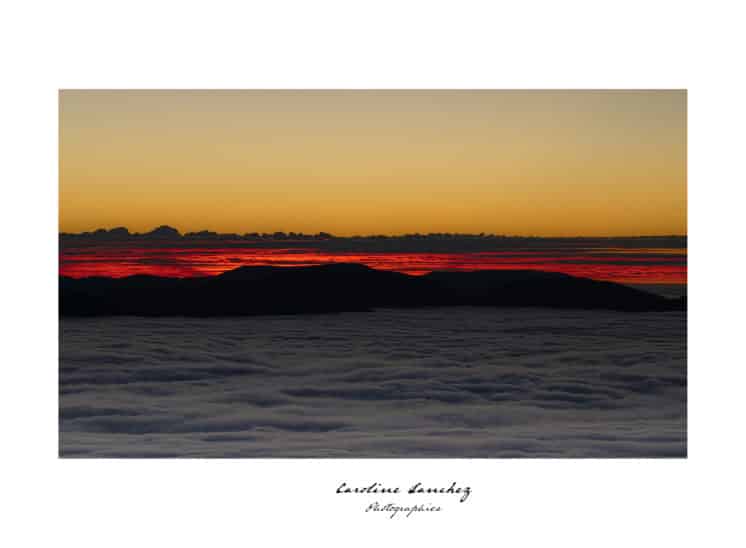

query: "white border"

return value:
[3, 1, 745, 546]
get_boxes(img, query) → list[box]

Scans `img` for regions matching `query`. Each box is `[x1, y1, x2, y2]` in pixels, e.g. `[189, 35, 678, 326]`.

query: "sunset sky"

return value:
[59, 90, 686, 237]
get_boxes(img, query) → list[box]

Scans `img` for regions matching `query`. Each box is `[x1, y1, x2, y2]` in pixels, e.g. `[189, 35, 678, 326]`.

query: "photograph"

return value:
[59, 90, 687, 458]
[10, 1, 746, 545]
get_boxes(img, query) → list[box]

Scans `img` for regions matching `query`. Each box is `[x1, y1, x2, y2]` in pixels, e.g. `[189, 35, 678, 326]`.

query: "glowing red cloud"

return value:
[59, 245, 686, 285]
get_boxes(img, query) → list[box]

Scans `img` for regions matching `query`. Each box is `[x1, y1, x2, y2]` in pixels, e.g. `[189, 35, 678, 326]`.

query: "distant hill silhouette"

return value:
[59, 264, 685, 317]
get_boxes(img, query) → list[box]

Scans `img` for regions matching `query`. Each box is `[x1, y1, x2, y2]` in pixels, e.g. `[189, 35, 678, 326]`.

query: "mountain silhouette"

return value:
[59, 263, 685, 317]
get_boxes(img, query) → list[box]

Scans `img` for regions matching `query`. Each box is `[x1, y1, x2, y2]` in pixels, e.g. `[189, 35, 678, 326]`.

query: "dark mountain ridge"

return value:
[59, 263, 685, 317]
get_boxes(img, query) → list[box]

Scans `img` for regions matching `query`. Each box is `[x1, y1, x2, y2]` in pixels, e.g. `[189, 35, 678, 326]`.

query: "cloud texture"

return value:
[60, 308, 686, 457]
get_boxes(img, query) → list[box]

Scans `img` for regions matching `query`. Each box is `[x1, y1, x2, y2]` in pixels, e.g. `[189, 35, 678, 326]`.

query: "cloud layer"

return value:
[60, 308, 686, 457]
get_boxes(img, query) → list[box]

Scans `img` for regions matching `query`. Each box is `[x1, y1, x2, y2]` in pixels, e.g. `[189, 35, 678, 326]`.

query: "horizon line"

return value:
[59, 225, 687, 240]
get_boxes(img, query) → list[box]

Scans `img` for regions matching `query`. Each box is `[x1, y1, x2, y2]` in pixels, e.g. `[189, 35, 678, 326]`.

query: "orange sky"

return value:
[59, 90, 686, 236]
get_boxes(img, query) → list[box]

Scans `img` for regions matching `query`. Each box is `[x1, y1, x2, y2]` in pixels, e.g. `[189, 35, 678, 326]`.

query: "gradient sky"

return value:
[60, 90, 686, 236]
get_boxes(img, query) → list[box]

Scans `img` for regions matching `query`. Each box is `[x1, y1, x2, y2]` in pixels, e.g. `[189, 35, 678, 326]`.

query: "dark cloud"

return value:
[60, 226, 686, 250]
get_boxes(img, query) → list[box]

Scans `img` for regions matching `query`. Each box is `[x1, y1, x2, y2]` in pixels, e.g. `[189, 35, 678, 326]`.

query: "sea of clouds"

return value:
[60, 308, 686, 457]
